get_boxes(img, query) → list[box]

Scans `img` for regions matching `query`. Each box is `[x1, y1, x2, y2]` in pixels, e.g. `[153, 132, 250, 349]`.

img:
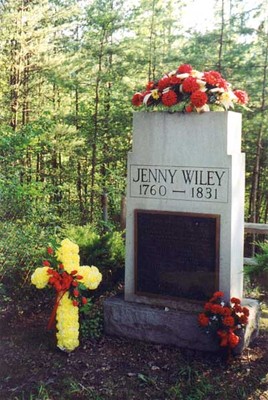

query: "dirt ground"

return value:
[0, 297, 268, 400]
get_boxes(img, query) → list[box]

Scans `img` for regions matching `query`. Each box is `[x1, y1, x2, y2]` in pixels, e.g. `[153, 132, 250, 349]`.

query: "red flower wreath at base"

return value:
[132, 63, 249, 113]
[198, 291, 249, 350]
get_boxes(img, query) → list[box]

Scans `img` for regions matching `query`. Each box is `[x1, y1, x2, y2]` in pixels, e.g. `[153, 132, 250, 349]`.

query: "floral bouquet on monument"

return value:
[198, 291, 249, 355]
[132, 63, 249, 113]
[31, 239, 102, 352]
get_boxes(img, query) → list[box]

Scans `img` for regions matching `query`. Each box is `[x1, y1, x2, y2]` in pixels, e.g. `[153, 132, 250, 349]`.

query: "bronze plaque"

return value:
[135, 210, 220, 301]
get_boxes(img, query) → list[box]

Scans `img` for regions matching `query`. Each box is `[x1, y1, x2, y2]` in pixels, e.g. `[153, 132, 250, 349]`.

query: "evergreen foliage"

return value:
[0, 0, 267, 293]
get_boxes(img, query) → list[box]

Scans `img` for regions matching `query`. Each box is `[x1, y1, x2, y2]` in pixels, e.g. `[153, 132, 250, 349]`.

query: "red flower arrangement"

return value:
[132, 63, 249, 113]
[198, 291, 249, 351]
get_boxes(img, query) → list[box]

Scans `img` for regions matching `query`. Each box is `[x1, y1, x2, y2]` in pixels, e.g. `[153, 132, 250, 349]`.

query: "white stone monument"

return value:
[104, 111, 259, 352]
[125, 111, 244, 306]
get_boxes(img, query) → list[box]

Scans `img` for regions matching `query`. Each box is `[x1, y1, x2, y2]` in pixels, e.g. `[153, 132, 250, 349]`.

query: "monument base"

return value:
[104, 296, 260, 354]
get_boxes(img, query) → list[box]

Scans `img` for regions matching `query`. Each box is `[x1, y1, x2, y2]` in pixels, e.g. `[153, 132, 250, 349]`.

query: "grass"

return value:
[1, 297, 268, 400]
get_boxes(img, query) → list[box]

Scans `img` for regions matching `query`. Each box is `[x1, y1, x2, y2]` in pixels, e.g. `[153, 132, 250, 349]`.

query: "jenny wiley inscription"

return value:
[130, 165, 229, 202]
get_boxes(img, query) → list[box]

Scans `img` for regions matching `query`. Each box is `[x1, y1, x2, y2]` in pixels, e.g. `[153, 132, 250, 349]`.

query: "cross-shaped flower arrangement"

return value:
[31, 239, 102, 352]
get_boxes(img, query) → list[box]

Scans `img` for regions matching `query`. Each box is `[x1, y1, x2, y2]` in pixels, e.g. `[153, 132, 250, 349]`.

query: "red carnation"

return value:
[132, 92, 143, 106]
[211, 304, 223, 314]
[222, 306, 232, 316]
[218, 78, 228, 90]
[73, 289, 79, 297]
[158, 76, 171, 91]
[43, 260, 50, 267]
[223, 316, 235, 327]
[161, 90, 177, 107]
[204, 302, 212, 311]
[146, 81, 155, 90]
[73, 300, 79, 307]
[169, 76, 181, 86]
[217, 330, 228, 347]
[204, 70, 222, 85]
[239, 315, 248, 325]
[234, 90, 249, 105]
[47, 247, 53, 255]
[54, 282, 62, 292]
[228, 331, 240, 348]
[234, 304, 242, 313]
[177, 64, 193, 74]
[182, 76, 200, 93]
[242, 307, 250, 317]
[212, 291, 224, 298]
[185, 104, 193, 113]
[190, 90, 208, 108]
[198, 313, 209, 327]
[47, 268, 54, 275]
[82, 297, 87, 305]
[75, 275, 83, 280]
[231, 297, 241, 304]
[72, 280, 78, 287]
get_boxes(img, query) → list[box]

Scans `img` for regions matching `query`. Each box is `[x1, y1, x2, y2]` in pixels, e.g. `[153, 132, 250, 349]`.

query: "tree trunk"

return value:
[217, 0, 225, 73]
[249, 33, 268, 224]
[148, 0, 156, 81]
[89, 30, 106, 223]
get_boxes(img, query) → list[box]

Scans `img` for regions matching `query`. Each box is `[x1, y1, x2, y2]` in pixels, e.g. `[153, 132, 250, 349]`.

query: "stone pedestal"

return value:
[104, 296, 260, 353]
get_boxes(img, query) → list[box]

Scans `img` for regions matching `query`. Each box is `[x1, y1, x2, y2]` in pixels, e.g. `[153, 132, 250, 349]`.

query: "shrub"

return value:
[245, 241, 268, 293]
[80, 300, 103, 340]
[63, 224, 125, 292]
[0, 221, 55, 295]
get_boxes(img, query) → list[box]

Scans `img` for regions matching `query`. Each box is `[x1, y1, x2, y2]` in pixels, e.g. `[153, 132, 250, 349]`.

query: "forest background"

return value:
[0, 0, 267, 293]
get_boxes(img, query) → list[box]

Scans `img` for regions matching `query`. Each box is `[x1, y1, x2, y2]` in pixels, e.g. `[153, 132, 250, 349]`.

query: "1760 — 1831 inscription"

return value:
[130, 164, 228, 202]
[135, 210, 220, 301]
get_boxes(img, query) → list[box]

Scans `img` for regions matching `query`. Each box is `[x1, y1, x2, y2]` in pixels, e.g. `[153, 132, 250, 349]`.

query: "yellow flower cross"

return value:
[31, 239, 102, 351]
